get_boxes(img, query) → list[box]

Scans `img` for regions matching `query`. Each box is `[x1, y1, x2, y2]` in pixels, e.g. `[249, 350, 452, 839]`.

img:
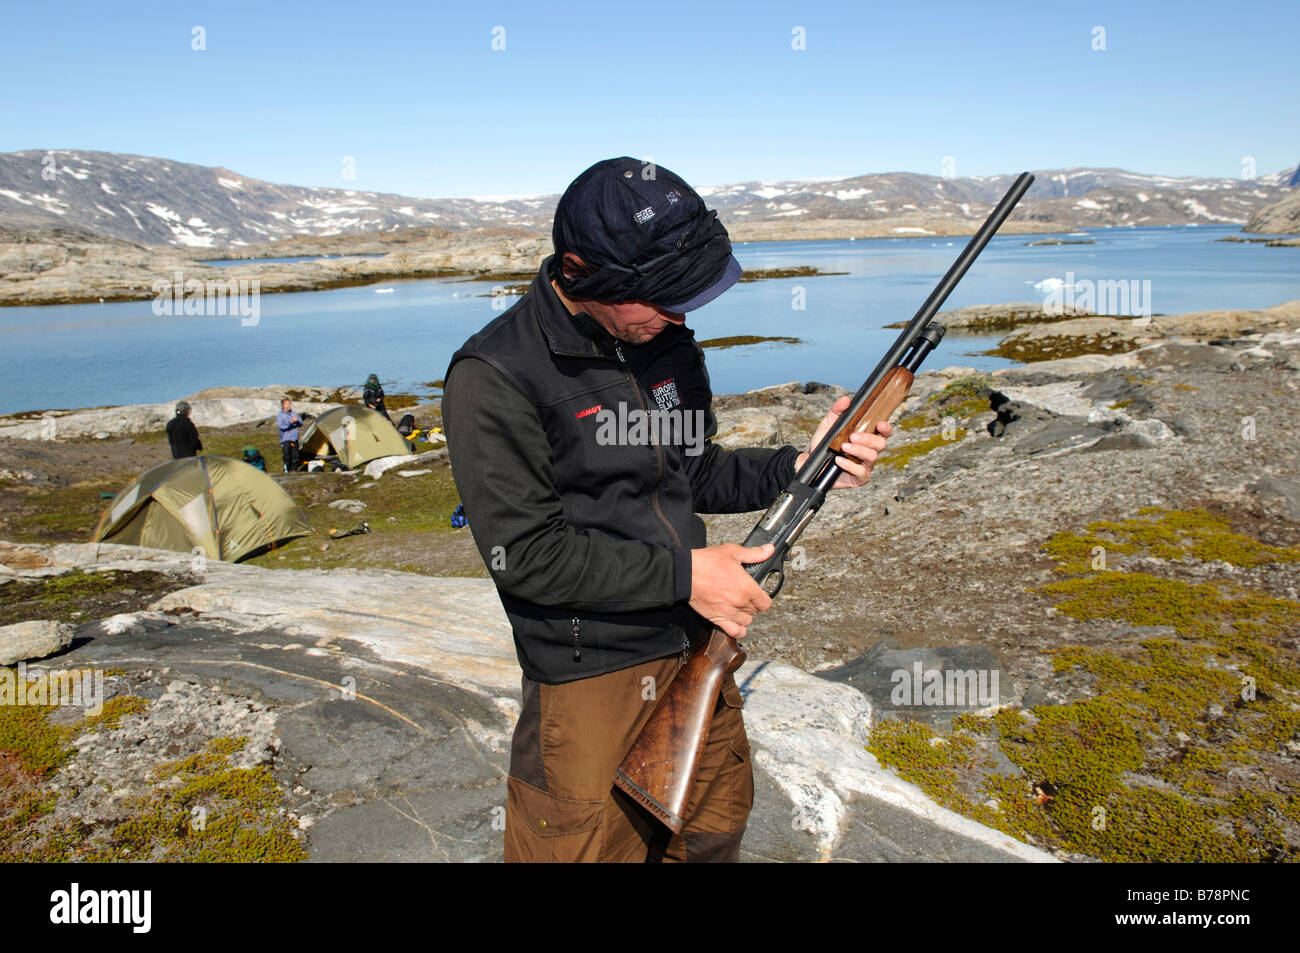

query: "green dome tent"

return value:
[298, 405, 411, 469]
[94, 456, 314, 562]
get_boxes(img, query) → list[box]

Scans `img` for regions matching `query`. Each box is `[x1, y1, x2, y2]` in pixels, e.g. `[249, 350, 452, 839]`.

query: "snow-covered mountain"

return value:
[696, 167, 1297, 230]
[0, 150, 552, 248]
[1, 150, 1294, 247]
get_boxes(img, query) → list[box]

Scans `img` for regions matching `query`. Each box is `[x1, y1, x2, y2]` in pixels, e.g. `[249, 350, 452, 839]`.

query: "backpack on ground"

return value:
[242, 446, 267, 471]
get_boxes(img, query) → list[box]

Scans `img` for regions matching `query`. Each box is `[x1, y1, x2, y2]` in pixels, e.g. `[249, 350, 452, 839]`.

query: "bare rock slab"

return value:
[0, 619, 75, 665]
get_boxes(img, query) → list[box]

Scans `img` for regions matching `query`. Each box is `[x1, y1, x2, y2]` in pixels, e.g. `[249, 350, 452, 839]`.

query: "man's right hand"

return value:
[688, 543, 775, 640]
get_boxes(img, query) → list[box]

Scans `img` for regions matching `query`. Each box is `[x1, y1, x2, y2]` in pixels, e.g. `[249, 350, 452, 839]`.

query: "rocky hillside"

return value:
[706, 166, 1298, 239]
[1244, 191, 1300, 234]
[0, 150, 551, 247]
[3, 150, 1295, 248]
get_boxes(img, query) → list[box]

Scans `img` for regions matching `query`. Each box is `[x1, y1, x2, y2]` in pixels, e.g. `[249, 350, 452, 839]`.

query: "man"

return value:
[441, 157, 889, 863]
[276, 398, 303, 473]
[362, 373, 391, 421]
[165, 401, 202, 459]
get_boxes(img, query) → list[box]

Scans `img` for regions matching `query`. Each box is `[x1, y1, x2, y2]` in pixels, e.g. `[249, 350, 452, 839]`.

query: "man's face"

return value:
[581, 299, 686, 345]
[553, 253, 688, 345]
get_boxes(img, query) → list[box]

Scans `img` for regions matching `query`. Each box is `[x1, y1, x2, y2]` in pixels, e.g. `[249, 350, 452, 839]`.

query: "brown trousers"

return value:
[504, 654, 753, 862]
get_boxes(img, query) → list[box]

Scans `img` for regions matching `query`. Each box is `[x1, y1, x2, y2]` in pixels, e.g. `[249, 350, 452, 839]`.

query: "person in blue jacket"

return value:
[276, 398, 303, 473]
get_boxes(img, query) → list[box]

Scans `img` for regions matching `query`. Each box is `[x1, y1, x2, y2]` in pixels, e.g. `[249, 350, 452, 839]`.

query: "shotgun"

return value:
[614, 172, 1036, 833]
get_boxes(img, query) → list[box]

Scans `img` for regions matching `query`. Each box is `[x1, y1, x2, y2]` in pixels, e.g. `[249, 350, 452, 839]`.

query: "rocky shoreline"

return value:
[3, 206, 1295, 309]
[0, 226, 552, 308]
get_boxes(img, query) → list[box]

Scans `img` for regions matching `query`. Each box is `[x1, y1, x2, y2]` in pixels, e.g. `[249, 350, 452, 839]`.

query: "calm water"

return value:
[2, 225, 1297, 414]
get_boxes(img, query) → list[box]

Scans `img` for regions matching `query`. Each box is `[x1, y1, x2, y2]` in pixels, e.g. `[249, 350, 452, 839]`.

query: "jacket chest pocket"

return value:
[542, 380, 661, 495]
[636, 357, 707, 463]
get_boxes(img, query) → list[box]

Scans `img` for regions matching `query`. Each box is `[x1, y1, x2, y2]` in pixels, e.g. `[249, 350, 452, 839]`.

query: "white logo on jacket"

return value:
[651, 377, 680, 410]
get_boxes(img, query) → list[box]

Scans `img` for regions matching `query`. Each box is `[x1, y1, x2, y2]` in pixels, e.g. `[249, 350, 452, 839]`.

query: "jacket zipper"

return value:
[571, 616, 582, 662]
[614, 343, 683, 549]
[616, 340, 691, 662]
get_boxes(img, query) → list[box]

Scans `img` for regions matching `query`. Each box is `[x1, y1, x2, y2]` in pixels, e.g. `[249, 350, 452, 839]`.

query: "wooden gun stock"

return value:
[615, 628, 743, 832]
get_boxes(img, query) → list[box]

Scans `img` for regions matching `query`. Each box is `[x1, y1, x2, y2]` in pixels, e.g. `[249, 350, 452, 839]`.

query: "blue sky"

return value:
[3, 0, 1296, 198]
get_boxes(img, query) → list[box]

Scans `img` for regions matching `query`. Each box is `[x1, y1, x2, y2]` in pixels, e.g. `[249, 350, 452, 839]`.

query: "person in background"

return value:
[363, 373, 390, 420]
[276, 398, 303, 473]
[165, 401, 202, 459]
[396, 412, 418, 449]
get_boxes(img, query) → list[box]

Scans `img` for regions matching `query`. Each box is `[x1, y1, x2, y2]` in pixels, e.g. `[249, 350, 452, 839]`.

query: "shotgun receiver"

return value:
[614, 172, 1036, 833]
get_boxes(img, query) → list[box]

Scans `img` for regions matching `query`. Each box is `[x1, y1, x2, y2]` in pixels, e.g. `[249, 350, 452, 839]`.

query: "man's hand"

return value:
[794, 396, 893, 490]
[688, 543, 775, 640]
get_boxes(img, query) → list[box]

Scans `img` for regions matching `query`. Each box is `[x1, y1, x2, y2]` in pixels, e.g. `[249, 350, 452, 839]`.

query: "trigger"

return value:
[763, 570, 785, 598]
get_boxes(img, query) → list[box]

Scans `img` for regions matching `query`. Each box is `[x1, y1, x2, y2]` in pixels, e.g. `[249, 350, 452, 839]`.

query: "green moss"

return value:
[697, 335, 801, 350]
[0, 698, 73, 778]
[195, 430, 282, 462]
[2, 680, 303, 862]
[1, 672, 147, 860]
[248, 464, 466, 573]
[885, 306, 1088, 333]
[865, 720, 979, 815]
[95, 737, 307, 863]
[880, 429, 968, 469]
[895, 411, 931, 431]
[736, 266, 847, 282]
[1043, 507, 1300, 574]
[987, 333, 1143, 363]
[0, 570, 197, 628]
[867, 507, 1300, 862]
[893, 376, 994, 432]
[930, 375, 993, 405]
[0, 668, 146, 778]
[10, 478, 129, 541]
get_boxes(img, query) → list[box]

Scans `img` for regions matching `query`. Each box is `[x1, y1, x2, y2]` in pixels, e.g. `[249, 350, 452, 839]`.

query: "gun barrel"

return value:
[795, 171, 1035, 484]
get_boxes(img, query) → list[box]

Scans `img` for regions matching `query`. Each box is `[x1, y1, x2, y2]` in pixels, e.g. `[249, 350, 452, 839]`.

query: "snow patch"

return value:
[146, 203, 182, 223]
[825, 188, 873, 201]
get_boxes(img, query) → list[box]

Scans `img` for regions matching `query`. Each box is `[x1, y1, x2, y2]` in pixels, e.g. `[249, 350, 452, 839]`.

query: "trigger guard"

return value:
[763, 570, 785, 598]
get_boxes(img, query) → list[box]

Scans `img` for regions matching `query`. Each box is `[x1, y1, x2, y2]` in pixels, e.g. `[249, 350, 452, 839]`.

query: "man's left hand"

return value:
[793, 395, 892, 490]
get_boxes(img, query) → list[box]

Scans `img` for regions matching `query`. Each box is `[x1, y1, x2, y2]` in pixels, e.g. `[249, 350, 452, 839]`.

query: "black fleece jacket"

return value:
[443, 257, 798, 683]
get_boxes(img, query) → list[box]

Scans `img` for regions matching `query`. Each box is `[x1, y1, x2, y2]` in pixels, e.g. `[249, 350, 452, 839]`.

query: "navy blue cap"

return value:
[655, 255, 743, 313]
[552, 157, 741, 312]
